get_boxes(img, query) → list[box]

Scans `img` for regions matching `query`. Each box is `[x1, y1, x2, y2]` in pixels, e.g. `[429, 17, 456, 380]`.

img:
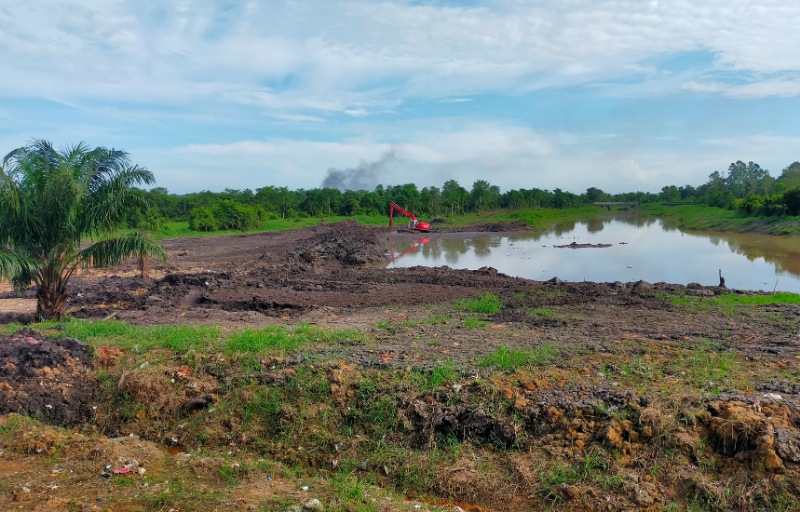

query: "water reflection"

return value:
[386, 212, 800, 292]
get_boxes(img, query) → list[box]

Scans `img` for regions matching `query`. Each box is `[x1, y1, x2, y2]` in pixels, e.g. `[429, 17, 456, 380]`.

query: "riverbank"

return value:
[641, 204, 800, 236]
[1, 221, 798, 511]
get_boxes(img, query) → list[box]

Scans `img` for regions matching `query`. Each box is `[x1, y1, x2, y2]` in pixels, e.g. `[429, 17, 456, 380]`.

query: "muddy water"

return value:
[387, 213, 800, 293]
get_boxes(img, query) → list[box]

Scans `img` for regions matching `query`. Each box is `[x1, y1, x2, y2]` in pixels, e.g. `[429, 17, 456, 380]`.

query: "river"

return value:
[386, 212, 800, 293]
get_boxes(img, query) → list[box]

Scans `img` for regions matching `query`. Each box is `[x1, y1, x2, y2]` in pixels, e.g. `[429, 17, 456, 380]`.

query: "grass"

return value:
[33, 319, 221, 353]
[146, 215, 391, 240]
[0, 322, 22, 335]
[669, 292, 800, 307]
[462, 316, 490, 328]
[148, 207, 599, 240]
[477, 344, 557, 369]
[538, 448, 623, 502]
[12, 319, 361, 357]
[640, 203, 800, 235]
[412, 361, 457, 392]
[456, 292, 502, 314]
[4, 282, 799, 510]
[677, 345, 742, 392]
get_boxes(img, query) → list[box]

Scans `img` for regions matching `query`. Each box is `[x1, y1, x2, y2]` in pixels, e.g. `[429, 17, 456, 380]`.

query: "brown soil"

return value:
[1, 219, 799, 511]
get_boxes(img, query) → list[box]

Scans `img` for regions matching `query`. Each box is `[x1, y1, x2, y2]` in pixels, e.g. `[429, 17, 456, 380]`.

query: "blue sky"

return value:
[1, 0, 799, 194]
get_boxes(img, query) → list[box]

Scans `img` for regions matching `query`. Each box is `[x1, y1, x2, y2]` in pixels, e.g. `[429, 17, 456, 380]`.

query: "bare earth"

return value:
[1, 220, 798, 511]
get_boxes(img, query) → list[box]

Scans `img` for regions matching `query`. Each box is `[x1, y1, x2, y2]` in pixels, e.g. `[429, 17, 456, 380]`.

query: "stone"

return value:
[303, 498, 324, 511]
[559, 484, 580, 501]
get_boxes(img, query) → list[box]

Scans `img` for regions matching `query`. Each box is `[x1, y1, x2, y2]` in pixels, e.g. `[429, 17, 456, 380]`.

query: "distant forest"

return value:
[129, 160, 800, 232]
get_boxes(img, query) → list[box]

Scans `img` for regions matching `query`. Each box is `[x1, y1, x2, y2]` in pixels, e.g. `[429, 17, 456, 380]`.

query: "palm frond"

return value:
[0, 249, 38, 289]
[78, 231, 166, 268]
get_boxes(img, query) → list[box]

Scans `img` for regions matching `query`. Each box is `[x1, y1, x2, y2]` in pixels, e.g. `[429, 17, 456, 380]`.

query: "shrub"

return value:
[188, 207, 218, 231]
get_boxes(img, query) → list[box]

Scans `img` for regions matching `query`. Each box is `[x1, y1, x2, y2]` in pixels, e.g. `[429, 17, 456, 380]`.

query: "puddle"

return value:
[388, 215, 800, 292]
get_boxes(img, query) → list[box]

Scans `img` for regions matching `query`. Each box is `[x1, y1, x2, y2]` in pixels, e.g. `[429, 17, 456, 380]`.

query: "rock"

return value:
[632, 280, 653, 291]
[604, 422, 624, 448]
[303, 498, 325, 511]
[775, 427, 800, 463]
[174, 395, 216, 418]
[633, 483, 656, 505]
[559, 483, 580, 500]
[286, 354, 306, 366]
[762, 448, 784, 471]
[145, 294, 163, 303]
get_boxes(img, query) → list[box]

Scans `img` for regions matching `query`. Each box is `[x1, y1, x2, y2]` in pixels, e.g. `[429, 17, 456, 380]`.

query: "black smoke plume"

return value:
[322, 150, 397, 191]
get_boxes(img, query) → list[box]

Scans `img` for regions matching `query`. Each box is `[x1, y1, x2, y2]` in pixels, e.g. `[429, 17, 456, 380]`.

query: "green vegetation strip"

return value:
[456, 292, 502, 314]
[668, 292, 800, 306]
[478, 344, 557, 370]
[16, 319, 363, 354]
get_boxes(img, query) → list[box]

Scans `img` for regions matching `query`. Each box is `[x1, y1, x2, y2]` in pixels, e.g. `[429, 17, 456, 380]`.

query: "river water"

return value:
[386, 213, 800, 293]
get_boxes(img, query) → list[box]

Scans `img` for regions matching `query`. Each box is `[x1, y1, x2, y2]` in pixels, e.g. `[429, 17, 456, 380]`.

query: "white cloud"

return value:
[2, 1, 800, 195]
[3, 0, 800, 113]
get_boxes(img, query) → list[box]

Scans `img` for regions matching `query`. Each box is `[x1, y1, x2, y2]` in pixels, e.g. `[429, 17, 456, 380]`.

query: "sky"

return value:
[1, 0, 799, 195]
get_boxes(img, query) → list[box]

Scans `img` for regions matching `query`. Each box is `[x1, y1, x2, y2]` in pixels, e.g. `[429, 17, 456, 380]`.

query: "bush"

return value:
[212, 200, 260, 230]
[188, 207, 218, 231]
[784, 187, 800, 216]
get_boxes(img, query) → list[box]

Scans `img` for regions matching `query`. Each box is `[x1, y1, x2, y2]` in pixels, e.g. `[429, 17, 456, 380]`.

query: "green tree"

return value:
[469, 180, 500, 212]
[660, 185, 680, 203]
[585, 187, 607, 203]
[442, 180, 468, 214]
[0, 140, 166, 320]
[777, 162, 800, 190]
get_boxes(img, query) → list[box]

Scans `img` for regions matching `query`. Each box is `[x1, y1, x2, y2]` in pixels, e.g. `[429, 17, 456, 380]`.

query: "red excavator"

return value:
[389, 202, 431, 232]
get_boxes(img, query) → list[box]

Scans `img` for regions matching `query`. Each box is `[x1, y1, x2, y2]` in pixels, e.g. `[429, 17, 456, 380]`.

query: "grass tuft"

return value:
[478, 344, 557, 369]
[456, 292, 502, 314]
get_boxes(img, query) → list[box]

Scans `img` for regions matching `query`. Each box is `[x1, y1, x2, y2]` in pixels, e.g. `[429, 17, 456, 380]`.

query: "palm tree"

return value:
[0, 139, 166, 320]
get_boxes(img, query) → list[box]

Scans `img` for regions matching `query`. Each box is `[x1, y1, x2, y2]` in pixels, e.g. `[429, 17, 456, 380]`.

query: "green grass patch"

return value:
[640, 203, 800, 235]
[421, 313, 451, 325]
[225, 324, 361, 354]
[412, 361, 457, 392]
[462, 317, 490, 328]
[148, 215, 390, 240]
[0, 413, 36, 438]
[478, 344, 557, 369]
[0, 322, 22, 336]
[668, 292, 800, 313]
[677, 344, 742, 392]
[29, 319, 221, 353]
[530, 307, 557, 317]
[678, 292, 800, 306]
[456, 292, 501, 314]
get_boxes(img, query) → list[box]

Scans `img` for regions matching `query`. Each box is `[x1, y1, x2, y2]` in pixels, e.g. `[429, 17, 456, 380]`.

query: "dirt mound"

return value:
[0, 330, 96, 425]
[472, 221, 529, 232]
[291, 220, 387, 267]
[706, 398, 800, 471]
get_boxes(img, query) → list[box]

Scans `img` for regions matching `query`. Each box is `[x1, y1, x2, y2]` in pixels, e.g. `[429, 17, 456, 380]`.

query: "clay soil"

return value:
[1, 220, 799, 511]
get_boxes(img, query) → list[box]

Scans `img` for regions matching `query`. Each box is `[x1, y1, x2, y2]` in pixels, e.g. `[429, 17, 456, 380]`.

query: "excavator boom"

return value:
[389, 202, 431, 232]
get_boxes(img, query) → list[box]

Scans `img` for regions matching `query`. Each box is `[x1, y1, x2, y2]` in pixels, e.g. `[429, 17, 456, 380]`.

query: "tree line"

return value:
[128, 159, 800, 232]
[129, 181, 660, 232]
[659, 161, 800, 216]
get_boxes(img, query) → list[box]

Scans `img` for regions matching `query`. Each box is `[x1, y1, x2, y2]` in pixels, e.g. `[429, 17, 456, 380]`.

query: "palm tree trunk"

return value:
[36, 281, 68, 320]
[139, 254, 149, 282]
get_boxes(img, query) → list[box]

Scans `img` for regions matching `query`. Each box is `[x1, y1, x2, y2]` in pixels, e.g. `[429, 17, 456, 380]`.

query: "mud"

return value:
[1, 220, 799, 510]
[0, 330, 95, 425]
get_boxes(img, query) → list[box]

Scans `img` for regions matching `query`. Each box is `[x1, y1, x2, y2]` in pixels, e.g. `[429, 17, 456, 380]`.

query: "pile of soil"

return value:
[0, 330, 96, 425]
[291, 219, 388, 267]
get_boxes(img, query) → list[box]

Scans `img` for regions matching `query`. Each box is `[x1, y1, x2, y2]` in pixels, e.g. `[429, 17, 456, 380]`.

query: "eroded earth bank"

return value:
[1, 220, 799, 511]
